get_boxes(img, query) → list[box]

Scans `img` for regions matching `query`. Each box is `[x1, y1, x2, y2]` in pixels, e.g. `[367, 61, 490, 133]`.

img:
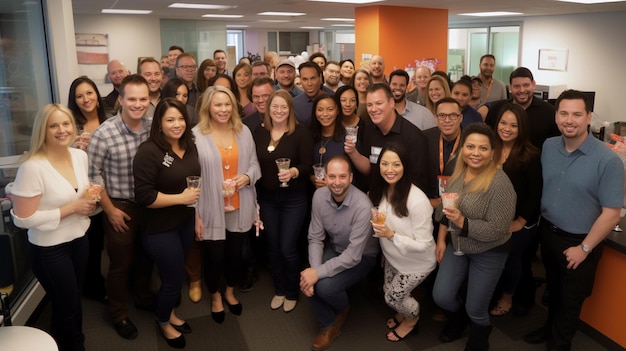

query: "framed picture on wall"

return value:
[538, 49, 568, 71]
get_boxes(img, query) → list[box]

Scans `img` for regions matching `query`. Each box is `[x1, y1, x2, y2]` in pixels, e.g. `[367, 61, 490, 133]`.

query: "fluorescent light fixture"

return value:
[259, 19, 290, 23]
[226, 24, 249, 28]
[258, 12, 306, 16]
[308, 0, 382, 3]
[557, 0, 624, 3]
[331, 24, 355, 27]
[320, 18, 355, 21]
[300, 26, 325, 29]
[201, 14, 244, 18]
[101, 9, 152, 15]
[459, 11, 523, 17]
[169, 3, 236, 10]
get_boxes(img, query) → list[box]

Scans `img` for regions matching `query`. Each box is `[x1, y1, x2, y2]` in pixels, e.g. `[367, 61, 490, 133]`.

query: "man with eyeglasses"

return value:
[389, 69, 437, 131]
[243, 77, 275, 133]
[175, 53, 200, 108]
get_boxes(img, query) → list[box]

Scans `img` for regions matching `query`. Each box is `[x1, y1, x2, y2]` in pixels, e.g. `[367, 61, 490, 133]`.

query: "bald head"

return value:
[369, 55, 385, 82]
[107, 60, 129, 89]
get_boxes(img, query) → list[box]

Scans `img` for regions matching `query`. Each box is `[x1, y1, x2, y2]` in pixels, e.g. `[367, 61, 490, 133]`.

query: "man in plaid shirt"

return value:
[87, 74, 154, 340]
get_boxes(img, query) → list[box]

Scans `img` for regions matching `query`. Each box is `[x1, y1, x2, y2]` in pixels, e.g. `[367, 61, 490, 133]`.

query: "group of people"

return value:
[9, 46, 623, 351]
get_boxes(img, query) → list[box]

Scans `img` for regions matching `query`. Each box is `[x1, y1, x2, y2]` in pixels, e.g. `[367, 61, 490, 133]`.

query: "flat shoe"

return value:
[157, 322, 186, 349]
[386, 317, 400, 329]
[490, 304, 511, 316]
[188, 280, 202, 303]
[171, 321, 192, 334]
[283, 299, 297, 313]
[227, 302, 243, 316]
[270, 295, 285, 310]
[387, 323, 418, 342]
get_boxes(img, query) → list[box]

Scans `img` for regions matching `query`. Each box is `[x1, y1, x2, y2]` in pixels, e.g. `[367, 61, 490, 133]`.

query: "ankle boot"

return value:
[464, 322, 493, 351]
[439, 309, 469, 343]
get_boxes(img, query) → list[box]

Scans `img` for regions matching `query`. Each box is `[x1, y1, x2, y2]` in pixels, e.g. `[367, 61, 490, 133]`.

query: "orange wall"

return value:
[355, 6, 448, 75]
[580, 246, 626, 348]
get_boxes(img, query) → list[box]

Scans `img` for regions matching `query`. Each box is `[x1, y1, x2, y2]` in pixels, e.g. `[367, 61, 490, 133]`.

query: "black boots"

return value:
[464, 322, 493, 351]
[439, 309, 469, 343]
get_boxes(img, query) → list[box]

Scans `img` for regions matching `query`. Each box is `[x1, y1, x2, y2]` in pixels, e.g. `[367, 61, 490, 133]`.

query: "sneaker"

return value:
[283, 299, 297, 313]
[113, 318, 138, 340]
[270, 295, 285, 310]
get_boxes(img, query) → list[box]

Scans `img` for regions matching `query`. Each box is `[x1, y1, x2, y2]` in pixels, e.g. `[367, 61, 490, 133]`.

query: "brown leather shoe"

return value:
[188, 281, 202, 303]
[312, 325, 341, 351]
[335, 307, 349, 331]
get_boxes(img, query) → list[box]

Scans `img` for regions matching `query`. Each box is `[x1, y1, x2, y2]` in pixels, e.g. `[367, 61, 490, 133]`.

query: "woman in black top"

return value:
[490, 103, 542, 316]
[309, 93, 345, 189]
[253, 90, 313, 313]
[133, 98, 201, 348]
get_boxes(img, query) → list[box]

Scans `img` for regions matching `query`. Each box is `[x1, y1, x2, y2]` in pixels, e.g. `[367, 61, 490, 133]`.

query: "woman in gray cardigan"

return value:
[193, 86, 261, 324]
[432, 123, 516, 351]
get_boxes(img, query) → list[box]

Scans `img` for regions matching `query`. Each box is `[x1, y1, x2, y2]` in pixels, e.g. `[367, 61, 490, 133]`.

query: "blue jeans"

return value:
[309, 247, 376, 328]
[433, 245, 508, 326]
[28, 235, 88, 351]
[142, 219, 194, 324]
[259, 191, 308, 300]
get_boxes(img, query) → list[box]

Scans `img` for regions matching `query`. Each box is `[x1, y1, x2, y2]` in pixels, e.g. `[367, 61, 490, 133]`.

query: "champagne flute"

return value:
[223, 178, 236, 211]
[442, 192, 463, 256]
[186, 176, 201, 207]
[275, 158, 291, 188]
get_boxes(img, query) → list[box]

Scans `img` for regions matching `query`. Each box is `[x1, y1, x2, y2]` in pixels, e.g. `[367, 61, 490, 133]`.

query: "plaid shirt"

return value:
[87, 113, 152, 200]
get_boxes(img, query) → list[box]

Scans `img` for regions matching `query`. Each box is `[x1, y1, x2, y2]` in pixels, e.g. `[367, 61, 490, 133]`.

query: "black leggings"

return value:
[202, 231, 245, 293]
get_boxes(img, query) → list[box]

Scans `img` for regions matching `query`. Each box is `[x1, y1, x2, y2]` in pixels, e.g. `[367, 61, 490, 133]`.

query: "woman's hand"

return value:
[180, 187, 200, 206]
[194, 212, 204, 241]
[372, 222, 394, 239]
[232, 174, 250, 190]
[435, 240, 447, 263]
[313, 176, 326, 189]
[343, 138, 356, 155]
[73, 197, 97, 216]
[509, 217, 527, 233]
[443, 207, 465, 229]
[277, 168, 294, 183]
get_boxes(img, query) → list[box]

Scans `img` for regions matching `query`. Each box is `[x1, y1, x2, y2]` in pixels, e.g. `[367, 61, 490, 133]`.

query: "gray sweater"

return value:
[436, 169, 516, 254]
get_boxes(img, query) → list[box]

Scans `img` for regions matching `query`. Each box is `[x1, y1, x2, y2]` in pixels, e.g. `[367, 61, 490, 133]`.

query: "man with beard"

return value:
[477, 54, 507, 103]
[369, 55, 387, 84]
[300, 155, 379, 351]
[323, 61, 342, 92]
[274, 59, 302, 97]
[389, 70, 437, 131]
[138, 58, 162, 117]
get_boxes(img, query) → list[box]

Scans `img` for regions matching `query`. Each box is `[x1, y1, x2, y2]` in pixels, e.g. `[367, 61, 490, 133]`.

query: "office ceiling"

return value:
[71, 0, 626, 29]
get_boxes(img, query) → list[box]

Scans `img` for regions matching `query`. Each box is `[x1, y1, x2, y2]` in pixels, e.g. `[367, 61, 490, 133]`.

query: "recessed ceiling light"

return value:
[169, 3, 236, 10]
[300, 26, 325, 29]
[558, 0, 624, 2]
[202, 14, 244, 18]
[258, 12, 306, 16]
[308, 0, 382, 3]
[101, 9, 152, 15]
[459, 11, 523, 17]
[320, 18, 355, 21]
[331, 24, 355, 27]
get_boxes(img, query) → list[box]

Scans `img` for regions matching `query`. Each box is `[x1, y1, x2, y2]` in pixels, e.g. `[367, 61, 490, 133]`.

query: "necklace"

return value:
[319, 137, 331, 155]
[267, 130, 285, 153]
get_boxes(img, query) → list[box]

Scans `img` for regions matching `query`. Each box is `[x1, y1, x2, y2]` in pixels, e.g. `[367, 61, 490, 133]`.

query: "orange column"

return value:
[355, 5, 448, 75]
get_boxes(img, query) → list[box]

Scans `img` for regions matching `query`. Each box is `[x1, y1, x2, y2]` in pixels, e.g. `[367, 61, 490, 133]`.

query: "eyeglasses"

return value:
[178, 65, 197, 71]
[436, 113, 462, 120]
[252, 94, 271, 101]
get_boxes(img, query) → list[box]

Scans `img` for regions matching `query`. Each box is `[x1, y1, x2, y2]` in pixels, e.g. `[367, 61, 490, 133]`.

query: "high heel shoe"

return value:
[157, 322, 186, 349]
[171, 321, 192, 334]
[227, 301, 243, 316]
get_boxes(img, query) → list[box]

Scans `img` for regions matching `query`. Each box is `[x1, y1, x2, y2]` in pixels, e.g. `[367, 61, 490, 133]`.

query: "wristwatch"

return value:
[580, 243, 592, 253]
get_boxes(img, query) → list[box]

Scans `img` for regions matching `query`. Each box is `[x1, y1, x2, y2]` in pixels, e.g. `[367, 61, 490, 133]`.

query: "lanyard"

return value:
[439, 133, 460, 175]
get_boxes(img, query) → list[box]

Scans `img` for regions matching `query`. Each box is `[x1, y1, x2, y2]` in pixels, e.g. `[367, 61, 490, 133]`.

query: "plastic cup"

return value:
[313, 163, 325, 180]
[345, 125, 359, 143]
[371, 207, 386, 225]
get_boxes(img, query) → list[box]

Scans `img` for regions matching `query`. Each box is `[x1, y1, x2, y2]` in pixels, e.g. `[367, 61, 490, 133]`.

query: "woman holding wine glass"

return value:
[490, 104, 542, 316]
[432, 123, 516, 351]
[369, 143, 437, 342]
[253, 90, 313, 312]
[193, 86, 260, 323]
[309, 93, 345, 189]
[67, 76, 109, 302]
[133, 98, 200, 348]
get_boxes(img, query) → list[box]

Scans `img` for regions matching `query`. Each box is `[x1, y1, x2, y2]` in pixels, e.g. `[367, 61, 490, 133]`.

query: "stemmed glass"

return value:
[186, 176, 201, 207]
[223, 178, 236, 211]
[442, 192, 463, 256]
[275, 158, 291, 188]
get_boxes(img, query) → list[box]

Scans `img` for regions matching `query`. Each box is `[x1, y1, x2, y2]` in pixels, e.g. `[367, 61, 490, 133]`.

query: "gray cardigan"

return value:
[193, 125, 261, 240]
[436, 169, 516, 254]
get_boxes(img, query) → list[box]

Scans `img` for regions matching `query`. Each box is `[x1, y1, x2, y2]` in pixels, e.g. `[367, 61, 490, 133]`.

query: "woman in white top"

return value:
[11, 104, 97, 351]
[369, 142, 437, 342]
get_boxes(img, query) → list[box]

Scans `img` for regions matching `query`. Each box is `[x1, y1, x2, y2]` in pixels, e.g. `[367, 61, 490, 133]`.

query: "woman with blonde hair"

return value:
[12, 104, 97, 350]
[425, 75, 452, 115]
[193, 86, 260, 323]
[252, 90, 313, 312]
[432, 123, 516, 351]
[197, 58, 218, 92]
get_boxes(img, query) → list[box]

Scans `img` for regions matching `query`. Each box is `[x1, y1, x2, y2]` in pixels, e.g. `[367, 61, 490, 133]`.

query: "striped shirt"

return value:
[87, 113, 152, 200]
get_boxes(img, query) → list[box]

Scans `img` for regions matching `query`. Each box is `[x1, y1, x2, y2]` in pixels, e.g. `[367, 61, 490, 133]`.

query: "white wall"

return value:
[245, 30, 270, 57]
[73, 15, 162, 93]
[520, 12, 624, 122]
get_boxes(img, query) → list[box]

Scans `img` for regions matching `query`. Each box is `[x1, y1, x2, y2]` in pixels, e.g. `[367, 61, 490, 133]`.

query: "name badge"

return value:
[369, 146, 382, 164]
[437, 175, 451, 196]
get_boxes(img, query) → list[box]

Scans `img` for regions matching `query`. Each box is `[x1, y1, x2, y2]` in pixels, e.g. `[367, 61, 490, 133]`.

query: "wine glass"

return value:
[223, 178, 236, 211]
[275, 158, 291, 188]
[442, 192, 463, 256]
[186, 176, 201, 207]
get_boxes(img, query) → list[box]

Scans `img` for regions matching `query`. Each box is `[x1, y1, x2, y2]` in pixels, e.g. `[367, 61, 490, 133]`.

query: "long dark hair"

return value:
[493, 103, 539, 171]
[67, 76, 106, 126]
[335, 85, 359, 121]
[162, 78, 188, 100]
[149, 98, 195, 152]
[369, 142, 412, 218]
[310, 93, 344, 143]
[208, 73, 240, 101]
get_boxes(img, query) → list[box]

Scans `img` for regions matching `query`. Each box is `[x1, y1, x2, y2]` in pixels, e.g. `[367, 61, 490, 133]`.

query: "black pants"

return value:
[540, 221, 602, 350]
